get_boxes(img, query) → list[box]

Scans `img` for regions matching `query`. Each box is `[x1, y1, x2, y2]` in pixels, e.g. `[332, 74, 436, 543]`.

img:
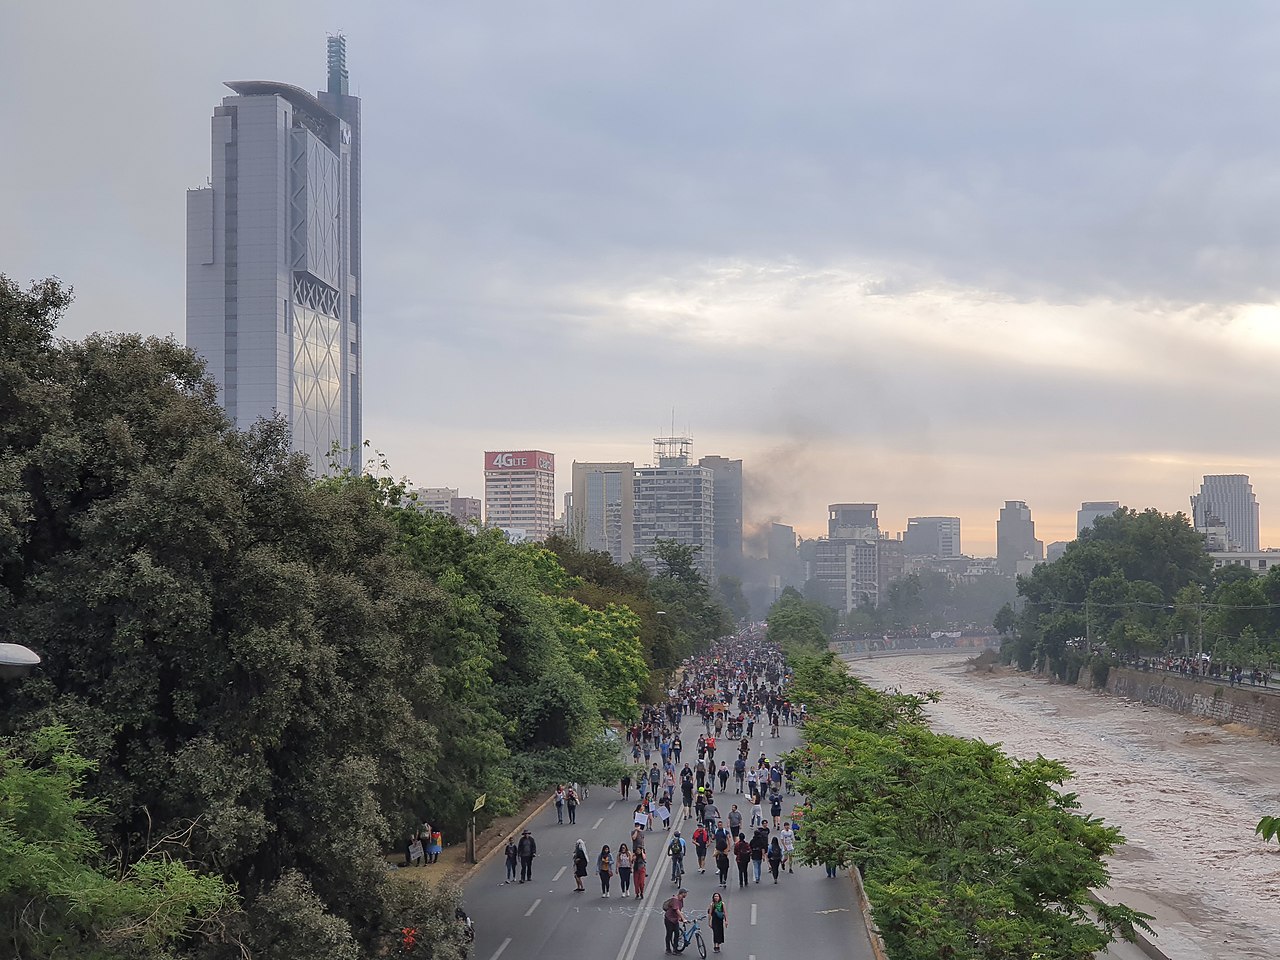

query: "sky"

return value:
[3, 1, 1280, 556]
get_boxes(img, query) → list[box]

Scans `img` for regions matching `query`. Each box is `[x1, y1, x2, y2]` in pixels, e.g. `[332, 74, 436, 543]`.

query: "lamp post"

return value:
[0, 642, 41, 680]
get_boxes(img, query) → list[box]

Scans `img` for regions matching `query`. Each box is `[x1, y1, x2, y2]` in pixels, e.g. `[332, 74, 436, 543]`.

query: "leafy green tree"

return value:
[993, 603, 1016, 636]
[0, 724, 235, 958]
[648, 539, 732, 659]
[767, 588, 832, 656]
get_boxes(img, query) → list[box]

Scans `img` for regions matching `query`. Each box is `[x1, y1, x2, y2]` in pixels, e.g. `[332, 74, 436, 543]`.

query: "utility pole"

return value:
[1085, 597, 1091, 655]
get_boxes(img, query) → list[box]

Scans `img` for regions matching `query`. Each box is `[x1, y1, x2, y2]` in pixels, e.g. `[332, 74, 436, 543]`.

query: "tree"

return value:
[993, 603, 1016, 636]
[767, 588, 832, 656]
[0, 724, 235, 957]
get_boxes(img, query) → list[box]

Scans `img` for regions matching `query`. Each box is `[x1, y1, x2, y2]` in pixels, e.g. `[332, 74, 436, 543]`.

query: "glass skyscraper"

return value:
[186, 36, 362, 472]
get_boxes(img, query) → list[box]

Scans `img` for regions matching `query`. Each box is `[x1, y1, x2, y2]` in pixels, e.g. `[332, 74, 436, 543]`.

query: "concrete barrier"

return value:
[1105, 667, 1280, 738]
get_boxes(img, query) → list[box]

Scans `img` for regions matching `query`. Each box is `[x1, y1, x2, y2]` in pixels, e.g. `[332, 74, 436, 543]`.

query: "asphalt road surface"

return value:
[464, 717, 879, 960]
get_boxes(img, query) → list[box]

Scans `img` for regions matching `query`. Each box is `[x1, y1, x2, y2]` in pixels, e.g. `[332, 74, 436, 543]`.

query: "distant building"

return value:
[484, 450, 556, 541]
[569, 461, 636, 564]
[996, 500, 1043, 576]
[413, 486, 481, 523]
[699, 455, 744, 578]
[187, 36, 362, 472]
[1077, 501, 1120, 536]
[812, 503, 904, 610]
[1191, 475, 1259, 553]
[828, 503, 880, 539]
[903, 516, 962, 558]
[767, 523, 806, 591]
[1046, 540, 1069, 563]
[633, 438, 715, 580]
[1210, 550, 1280, 573]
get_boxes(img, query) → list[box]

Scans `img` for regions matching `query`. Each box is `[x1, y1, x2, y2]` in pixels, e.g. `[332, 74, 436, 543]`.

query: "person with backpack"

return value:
[667, 831, 686, 883]
[770, 791, 783, 831]
[572, 839, 588, 892]
[692, 824, 709, 873]
[767, 837, 784, 883]
[714, 844, 730, 889]
[707, 892, 727, 953]
[663, 889, 688, 955]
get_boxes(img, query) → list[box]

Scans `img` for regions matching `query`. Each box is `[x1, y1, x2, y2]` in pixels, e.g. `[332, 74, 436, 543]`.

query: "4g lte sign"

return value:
[485, 450, 555, 473]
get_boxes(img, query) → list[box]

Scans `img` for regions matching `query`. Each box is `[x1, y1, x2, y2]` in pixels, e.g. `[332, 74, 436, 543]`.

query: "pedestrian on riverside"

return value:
[734, 834, 751, 888]
[707, 892, 727, 953]
[428, 829, 442, 864]
[554, 785, 565, 825]
[714, 846, 730, 888]
[768, 837, 783, 883]
[566, 786, 579, 825]
[598, 844, 614, 897]
[621, 772, 632, 799]
[517, 829, 537, 882]
[618, 843, 633, 895]
[504, 837, 518, 883]
[633, 843, 648, 900]
[572, 839, 588, 892]
[663, 888, 688, 955]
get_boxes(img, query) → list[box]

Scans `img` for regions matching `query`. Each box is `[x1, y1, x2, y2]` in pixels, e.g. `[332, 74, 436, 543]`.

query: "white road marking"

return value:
[750, 903, 758, 925]
[553, 866, 567, 881]
[524, 898, 542, 917]
[609, 800, 617, 810]
[593, 817, 605, 830]
[489, 939, 512, 960]
[616, 809, 684, 960]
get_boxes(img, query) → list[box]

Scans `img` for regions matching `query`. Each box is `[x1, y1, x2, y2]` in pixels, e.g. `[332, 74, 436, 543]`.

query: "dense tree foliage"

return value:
[838, 571, 1017, 636]
[787, 653, 1152, 960]
[766, 587, 833, 655]
[996, 508, 1280, 679]
[0, 277, 651, 958]
[1, 724, 234, 958]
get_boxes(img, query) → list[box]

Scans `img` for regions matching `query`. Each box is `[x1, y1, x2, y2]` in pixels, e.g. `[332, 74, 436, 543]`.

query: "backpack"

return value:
[663, 897, 675, 912]
[669, 838, 682, 858]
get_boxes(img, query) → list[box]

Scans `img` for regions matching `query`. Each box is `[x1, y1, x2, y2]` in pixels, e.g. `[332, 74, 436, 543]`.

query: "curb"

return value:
[848, 866, 890, 960]
[459, 794, 554, 886]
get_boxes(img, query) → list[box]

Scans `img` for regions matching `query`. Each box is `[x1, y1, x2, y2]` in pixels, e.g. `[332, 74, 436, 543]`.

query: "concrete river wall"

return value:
[1105, 667, 1280, 738]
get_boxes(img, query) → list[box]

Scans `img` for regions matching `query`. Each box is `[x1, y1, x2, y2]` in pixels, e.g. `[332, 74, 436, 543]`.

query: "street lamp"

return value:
[0, 643, 41, 680]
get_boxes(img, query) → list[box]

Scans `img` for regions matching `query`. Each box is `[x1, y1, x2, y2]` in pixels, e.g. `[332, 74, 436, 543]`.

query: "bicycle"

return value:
[673, 917, 706, 958]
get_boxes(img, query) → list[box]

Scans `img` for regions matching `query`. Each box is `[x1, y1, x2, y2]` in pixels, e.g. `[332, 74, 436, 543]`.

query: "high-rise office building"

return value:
[903, 516, 962, 558]
[484, 450, 556, 541]
[1077, 501, 1120, 536]
[698, 455, 743, 577]
[813, 503, 903, 610]
[187, 36, 362, 472]
[996, 500, 1043, 576]
[633, 438, 715, 580]
[569, 461, 635, 564]
[1190, 475, 1259, 552]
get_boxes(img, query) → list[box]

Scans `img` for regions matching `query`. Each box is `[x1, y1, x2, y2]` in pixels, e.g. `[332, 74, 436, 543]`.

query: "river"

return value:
[845, 653, 1280, 960]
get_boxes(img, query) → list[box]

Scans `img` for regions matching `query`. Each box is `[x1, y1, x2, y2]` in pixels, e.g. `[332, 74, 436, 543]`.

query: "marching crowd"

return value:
[497, 632, 812, 955]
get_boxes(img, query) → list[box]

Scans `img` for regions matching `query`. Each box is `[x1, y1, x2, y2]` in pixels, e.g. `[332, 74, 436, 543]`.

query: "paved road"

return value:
[464, 718, 879, 960]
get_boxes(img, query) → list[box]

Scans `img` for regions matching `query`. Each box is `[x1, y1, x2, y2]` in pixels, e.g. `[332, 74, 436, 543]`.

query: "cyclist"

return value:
[668, 831, 687, 883]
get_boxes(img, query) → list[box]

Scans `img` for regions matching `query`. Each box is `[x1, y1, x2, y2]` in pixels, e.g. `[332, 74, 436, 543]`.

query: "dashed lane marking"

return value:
[489, 939, 512, 960]
[553, 866, 567, 881]
[750, 903, 758, 925]
[524, 898, 542, 917]
[593, 817, 605, 830]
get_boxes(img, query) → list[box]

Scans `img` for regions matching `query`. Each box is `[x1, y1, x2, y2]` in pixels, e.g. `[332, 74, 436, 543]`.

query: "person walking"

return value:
[504, 837, 519, 883]
[734, 834, 751, 889]
[767, 837, 783, 883]
[634, 844, 648, 900]
[618, 843, 633, 896]
[621, 772, 632, 799]
[572, 839, 588, 892]
[714, 846, 730, 889]
[750, 828, 766, 884]
[657, 796, 672, 831]
[707, 892, 727, 953]
[663, 888, 688, 955]
[692, 824, 709, 873]
[567, 787, 579, 826]
[597, 845, 614, 897]
[780, 822, 795, 873]
[517, 829, 537, 882]
[554, 785, 565, 825]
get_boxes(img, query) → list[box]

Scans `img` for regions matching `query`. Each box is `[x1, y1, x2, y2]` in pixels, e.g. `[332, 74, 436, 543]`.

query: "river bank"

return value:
[846, 653, 1280, 960]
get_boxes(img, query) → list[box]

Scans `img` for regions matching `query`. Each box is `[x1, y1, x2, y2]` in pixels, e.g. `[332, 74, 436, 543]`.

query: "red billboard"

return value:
[485, 450, 555, 472]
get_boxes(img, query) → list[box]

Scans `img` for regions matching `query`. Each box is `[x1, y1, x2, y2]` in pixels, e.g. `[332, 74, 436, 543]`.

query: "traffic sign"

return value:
[473, 794, 486, 812]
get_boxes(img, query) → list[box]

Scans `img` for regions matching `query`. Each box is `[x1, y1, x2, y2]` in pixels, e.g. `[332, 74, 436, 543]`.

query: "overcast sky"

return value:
[4, 1, 1279, 555]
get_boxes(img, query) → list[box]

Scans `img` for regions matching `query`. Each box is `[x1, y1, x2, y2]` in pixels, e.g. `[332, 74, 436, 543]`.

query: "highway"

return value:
[463, 717, 879, 960]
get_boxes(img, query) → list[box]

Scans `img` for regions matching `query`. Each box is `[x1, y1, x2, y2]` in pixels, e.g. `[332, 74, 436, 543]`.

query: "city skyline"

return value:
[6, 2, 1280, 557]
